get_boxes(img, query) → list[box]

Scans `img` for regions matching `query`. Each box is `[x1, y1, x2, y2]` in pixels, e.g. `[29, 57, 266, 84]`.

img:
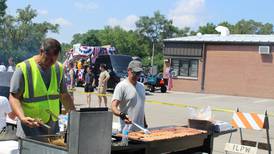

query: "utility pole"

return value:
[151, 41, 154, 66]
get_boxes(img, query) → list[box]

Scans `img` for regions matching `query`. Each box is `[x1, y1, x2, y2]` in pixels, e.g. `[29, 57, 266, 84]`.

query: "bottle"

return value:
[121, 124, 129, 146]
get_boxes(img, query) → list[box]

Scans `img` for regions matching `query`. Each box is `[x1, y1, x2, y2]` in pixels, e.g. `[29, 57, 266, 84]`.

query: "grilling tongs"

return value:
[132, 122, 151, 134]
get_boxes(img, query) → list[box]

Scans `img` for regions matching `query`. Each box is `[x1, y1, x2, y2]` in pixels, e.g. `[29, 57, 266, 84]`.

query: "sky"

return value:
[6, 0, 274, 43]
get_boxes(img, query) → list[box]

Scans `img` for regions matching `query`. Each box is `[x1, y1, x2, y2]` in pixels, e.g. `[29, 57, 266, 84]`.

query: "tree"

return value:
[218, 21, 234, 32]
[233, 19, 273, 34]
[198, 23, 218, 34]
[259, 23, 273, 34]
[97, 26, 150, 58]
[71, 30, 101, 46]
[0, 0, 6, 21]
[59, 43, 72, 62]
[0, 5, 59, 63]
[135, 11, 189, 68]
[71, 26, 150, 59]
[199, 20, 273, 35]
[136, 11, 184, 43]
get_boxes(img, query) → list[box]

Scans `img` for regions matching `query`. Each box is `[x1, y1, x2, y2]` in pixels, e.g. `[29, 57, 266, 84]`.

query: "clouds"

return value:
[107, 15, 139, 31]
[106, 0, 207, 30]
[74, 1, 98, 11]
[37, 9, 48, 16]
[52, 17, 72, 27]
[168, 0, 206, 28]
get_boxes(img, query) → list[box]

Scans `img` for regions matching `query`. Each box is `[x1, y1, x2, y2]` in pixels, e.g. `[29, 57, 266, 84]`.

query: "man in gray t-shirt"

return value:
[111, 60, 147, 131]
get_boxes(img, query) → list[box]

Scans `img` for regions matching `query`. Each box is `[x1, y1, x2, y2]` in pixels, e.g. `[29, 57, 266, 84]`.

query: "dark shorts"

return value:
[84, 84, 94, 92]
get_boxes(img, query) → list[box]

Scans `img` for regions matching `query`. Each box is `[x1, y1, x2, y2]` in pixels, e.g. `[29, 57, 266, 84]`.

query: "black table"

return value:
[111, 127, 237, 154]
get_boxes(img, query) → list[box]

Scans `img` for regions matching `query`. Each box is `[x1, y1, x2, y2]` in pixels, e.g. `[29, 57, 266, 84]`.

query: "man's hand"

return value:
[112, 99, 132, 123]
[21, 117, 40, 128]
[60, 92, 76, 113]
[119, 112, 132, 124]
[124, 115, 132, 124]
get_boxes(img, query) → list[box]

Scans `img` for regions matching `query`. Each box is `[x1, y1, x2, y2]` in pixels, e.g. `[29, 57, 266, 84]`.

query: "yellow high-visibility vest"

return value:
[17, 57, 63, 123]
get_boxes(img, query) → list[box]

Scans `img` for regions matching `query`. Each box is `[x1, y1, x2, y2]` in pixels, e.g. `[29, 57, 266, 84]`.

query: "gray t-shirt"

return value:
[112, 79, 146, 131]
[10, 64, 67, 96]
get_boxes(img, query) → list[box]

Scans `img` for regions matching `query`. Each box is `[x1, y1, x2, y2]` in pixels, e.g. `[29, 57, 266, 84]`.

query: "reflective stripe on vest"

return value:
[17, 58, 63, 123]
[22, 94, 60, 103]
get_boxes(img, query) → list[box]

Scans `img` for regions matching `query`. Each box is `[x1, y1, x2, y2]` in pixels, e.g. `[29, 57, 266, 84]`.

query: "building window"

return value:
[171, 59, 198, 78]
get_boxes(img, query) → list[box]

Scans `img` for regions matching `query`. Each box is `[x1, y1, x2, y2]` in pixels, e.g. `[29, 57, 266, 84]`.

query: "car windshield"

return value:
[110, 56, 132, 74]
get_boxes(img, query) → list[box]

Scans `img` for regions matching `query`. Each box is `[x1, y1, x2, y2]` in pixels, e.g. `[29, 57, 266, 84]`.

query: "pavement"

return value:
[74, 87, 274, 154]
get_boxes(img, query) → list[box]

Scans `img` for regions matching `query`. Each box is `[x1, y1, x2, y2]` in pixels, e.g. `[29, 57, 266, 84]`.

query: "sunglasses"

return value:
[132, 71, 141, 76]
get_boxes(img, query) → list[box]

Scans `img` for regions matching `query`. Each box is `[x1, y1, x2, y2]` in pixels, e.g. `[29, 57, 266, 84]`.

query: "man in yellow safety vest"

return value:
[9, 38, 75, 138]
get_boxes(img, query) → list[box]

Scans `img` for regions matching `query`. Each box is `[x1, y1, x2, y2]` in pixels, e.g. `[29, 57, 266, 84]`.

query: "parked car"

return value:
[93, 55, 133, 89]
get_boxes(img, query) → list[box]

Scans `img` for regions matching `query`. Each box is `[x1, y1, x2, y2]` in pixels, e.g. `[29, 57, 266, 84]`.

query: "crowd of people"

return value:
[65, 61, 110, 108]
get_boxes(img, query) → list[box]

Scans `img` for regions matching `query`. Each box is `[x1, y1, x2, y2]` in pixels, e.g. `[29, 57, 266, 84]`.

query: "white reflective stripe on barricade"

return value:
[231, 112, 265, 130]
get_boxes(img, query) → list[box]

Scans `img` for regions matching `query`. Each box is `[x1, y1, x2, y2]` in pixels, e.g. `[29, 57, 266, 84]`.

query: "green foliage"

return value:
[198, 20, 273, 35]
[104, 26, 149, 58]
[198, 23, 218, 34]
[71, 26, 151, 58]
[135, 11, 190, 69]
[0, 0, 6, 19]
[59, 43, 72, 62]
[0, 4, 59, 63]
[135, 11, 187, 42]
[233, 19, 273, 34]
[71, 30, 101, 46]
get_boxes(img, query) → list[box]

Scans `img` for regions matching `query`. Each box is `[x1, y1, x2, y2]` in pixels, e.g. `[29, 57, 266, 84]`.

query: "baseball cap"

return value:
[128, 60, 143, 73]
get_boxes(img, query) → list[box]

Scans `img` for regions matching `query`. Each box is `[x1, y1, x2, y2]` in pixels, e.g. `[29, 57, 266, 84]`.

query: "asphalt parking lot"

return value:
[74, 87, 274, 154]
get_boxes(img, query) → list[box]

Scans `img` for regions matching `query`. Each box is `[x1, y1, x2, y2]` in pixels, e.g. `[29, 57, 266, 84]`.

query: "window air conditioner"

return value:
[259, 46, 270, 55]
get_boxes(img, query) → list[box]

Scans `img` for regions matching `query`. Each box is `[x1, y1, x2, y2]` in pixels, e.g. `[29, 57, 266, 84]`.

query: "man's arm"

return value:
[60, 92, 76, 113]
[9, 67, 39, 127]
[9, 93, 39, 128]
[8, 93, 24, 120]
[59, 73, 76, 113]
[111, 99, 131, 124]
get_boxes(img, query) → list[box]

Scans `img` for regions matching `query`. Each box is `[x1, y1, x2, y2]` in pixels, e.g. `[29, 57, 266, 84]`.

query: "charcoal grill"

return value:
[112, 126, 209, 154]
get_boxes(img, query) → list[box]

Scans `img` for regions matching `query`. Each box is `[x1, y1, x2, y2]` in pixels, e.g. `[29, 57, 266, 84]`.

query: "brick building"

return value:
[163, 34, 274, 99]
